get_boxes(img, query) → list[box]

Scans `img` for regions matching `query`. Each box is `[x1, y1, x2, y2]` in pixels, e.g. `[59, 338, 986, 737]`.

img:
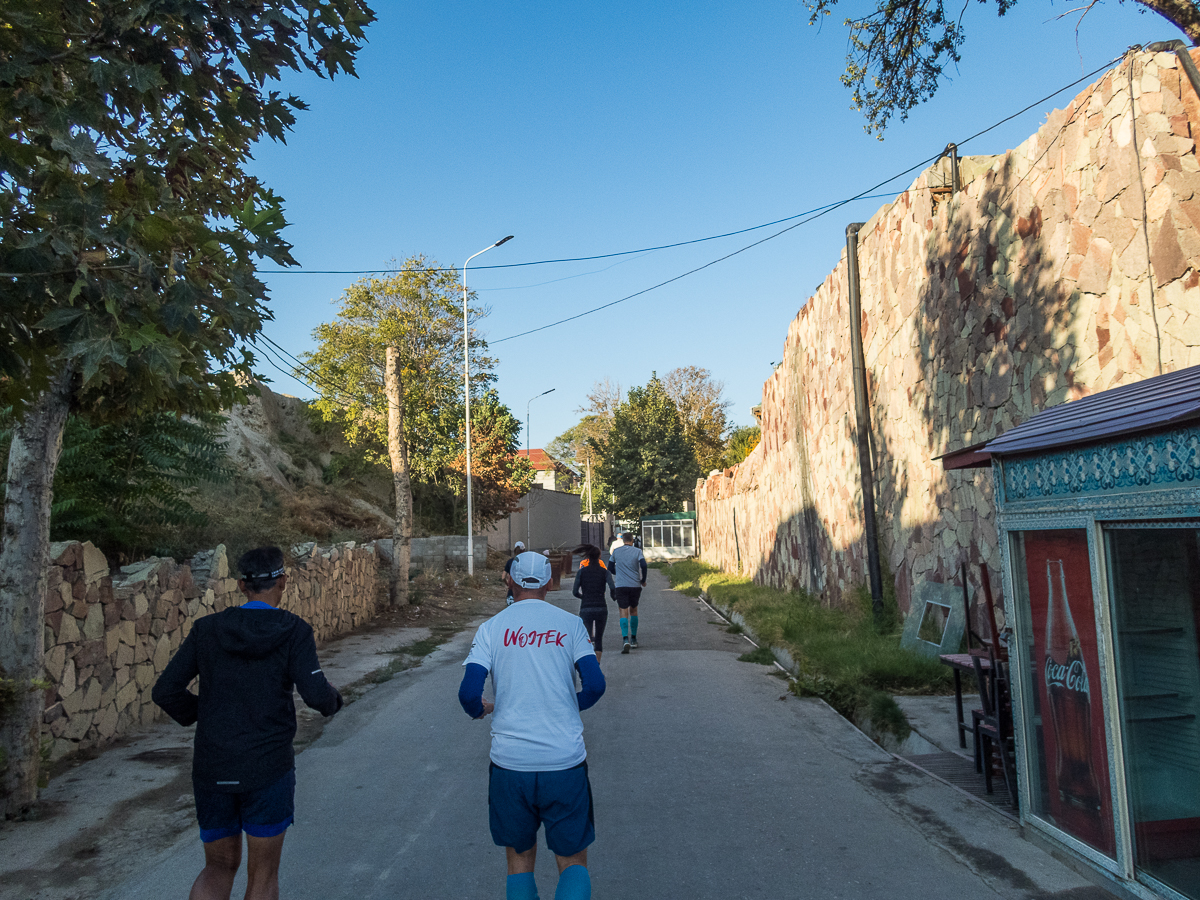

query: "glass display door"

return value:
[1106, 525, 1200, 899]
[1012, 528, 1117, 858]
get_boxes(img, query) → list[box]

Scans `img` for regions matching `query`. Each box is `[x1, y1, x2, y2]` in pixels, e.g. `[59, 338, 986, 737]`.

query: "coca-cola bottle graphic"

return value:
[1044, 559, 1101, 813]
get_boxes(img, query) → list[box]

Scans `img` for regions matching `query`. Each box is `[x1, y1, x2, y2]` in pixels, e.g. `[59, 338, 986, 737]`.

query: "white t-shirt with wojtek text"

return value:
[464, 599, 595, 771]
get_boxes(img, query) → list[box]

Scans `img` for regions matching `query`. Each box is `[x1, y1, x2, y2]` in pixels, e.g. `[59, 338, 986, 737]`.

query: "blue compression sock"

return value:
[630, 615, 638, 637]
[507, 872, 539, 900]
[555, 865, 591, 900]
[619, 618, 629, 638]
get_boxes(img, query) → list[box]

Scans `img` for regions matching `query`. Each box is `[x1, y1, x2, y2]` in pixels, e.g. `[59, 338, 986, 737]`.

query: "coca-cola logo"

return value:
[1045, 656, 1089, 694]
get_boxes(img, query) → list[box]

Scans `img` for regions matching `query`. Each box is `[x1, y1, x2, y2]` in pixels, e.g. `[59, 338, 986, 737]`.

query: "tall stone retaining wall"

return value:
[697, 49, 1200, 619]
[40, 540, 381, 761]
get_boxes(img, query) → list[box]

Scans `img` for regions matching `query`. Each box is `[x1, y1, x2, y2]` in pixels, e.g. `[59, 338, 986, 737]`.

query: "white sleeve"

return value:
[571, 616, 595, 663]
[463, 621, 493, 670]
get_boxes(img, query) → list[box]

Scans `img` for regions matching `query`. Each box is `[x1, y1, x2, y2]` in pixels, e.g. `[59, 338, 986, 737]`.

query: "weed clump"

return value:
[664, 560, 948, 744]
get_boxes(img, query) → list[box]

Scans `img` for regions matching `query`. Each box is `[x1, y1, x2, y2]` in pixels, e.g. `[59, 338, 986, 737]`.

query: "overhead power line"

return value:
[490, 54, 1123, 344]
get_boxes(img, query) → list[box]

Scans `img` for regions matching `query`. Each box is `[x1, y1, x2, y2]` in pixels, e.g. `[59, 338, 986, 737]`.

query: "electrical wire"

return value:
[489, 54, 1124, 344]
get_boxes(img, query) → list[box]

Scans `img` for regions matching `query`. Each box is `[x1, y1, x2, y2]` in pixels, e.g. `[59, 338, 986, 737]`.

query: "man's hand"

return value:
[475, 700, 494, 719]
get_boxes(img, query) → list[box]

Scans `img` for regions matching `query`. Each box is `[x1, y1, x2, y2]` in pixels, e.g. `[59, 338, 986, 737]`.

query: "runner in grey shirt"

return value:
[610, 533, 647, 653]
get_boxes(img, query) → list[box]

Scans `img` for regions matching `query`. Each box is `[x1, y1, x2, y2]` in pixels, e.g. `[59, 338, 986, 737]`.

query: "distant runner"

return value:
[572, 544, 615, 663]
[610, 532, 647, 653]
[504, 540, 525, 605]
[459, 551, 606, 900]
[152, 546, 343, 900]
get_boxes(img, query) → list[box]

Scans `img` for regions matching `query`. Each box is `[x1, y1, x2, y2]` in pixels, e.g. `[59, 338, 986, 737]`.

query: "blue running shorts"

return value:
[488, 762, 594, 856]
[194, 768, 296, 843]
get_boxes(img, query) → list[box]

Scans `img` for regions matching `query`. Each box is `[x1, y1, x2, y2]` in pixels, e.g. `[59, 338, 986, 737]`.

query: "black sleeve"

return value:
[572, 570, 584, 599]
[152, 628, 200, 726]
[639, 558, 648, 584]
[289, 622, 343, 717]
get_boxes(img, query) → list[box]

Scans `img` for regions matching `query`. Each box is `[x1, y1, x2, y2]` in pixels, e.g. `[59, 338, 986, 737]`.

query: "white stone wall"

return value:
[697, 49, 1200, 620]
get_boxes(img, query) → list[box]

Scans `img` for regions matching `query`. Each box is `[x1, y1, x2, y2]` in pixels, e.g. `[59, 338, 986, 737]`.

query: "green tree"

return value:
[549, 378, 622, 512]
[663, 366, 730, 474]
[299, 260, 524, 545]
[807, 0, 1200, 136]
[450, 393, 535, 529]
[594, 374, 700, 521]
[1, 411, 231, 561]
[302, 259, 492, 481]
[0, 1, 373, 816]
[722, 425, 762, 468]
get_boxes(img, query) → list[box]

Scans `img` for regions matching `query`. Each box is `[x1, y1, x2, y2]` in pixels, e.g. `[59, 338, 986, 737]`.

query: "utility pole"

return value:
[385, 347, 412, 606]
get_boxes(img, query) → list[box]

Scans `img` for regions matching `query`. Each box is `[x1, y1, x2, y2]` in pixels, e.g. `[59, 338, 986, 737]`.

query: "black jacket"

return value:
[573, 560, 614, 610]
[152, 605, 343, 792]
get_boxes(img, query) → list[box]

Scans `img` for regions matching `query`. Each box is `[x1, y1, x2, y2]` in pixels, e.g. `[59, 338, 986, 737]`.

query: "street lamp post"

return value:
[463, 235, 513, 576]
[526, 388, 555, 547]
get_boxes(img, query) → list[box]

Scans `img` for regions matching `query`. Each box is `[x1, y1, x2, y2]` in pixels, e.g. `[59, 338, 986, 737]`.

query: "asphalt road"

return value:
[105, 570, 1107, 899]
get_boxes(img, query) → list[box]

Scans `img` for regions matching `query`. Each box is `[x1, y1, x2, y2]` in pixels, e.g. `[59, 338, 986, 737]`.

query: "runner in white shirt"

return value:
[459, 551, 606, 900]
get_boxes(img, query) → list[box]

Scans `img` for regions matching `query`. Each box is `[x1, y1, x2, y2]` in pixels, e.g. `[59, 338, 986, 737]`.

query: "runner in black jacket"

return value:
[153, 546, 342, 900]
[572, 544, 615, 662]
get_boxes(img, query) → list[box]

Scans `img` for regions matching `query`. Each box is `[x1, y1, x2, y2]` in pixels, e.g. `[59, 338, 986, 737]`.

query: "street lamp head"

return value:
[495, 235, 514, 247]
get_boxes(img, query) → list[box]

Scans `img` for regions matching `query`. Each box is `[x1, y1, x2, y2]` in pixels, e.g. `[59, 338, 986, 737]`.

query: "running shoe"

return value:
[622, 640, 631, 654]
[630, 636, 638, 649]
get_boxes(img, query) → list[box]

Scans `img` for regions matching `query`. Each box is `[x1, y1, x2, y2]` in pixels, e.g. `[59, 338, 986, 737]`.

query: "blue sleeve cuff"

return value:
[575, 655, 606, 710]
[459, 663, 488, 718]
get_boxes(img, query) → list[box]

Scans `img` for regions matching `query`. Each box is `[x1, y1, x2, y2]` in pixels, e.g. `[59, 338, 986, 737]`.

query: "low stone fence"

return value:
[40, 540, 381, 761]
[374, 536, 488, 571]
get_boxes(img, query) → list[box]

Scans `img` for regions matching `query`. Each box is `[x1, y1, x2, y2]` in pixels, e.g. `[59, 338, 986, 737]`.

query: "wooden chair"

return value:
[971, 649, 1018, 808]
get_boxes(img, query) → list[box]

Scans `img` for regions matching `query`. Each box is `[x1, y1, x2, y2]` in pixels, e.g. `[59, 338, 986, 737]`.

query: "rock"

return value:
[153, 637, 171, 672]
[58, 614, 82, 645]
[82, 603, 105, 641]
[97, 703, 119, 739]
[81, 542, 108, 582]
[116, 680, 137, 711]
[59, 658, 76, 699]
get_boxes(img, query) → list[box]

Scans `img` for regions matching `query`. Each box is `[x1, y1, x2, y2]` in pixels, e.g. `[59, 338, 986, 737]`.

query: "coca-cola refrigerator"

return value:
[1019, 529, 1116, 857]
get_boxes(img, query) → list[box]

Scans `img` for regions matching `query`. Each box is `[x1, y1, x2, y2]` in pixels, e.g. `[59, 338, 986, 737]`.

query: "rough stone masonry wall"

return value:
[39, 540, 380, 761]
[697, 49, 1200, 620]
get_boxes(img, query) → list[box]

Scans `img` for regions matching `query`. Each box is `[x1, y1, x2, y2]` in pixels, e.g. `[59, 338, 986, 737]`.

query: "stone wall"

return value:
[696, 49, 1200, 621]
[40, 540, 381, 761]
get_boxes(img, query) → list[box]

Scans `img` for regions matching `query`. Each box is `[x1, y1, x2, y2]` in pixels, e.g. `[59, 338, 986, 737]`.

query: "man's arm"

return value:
[575, 656, 606, 710]
[639, 556, 647, 586]
[607, 569, 616, 597]
[152, 629, 200, 726]
[459, 662, 492, 718]
[289, 625, 343, 716]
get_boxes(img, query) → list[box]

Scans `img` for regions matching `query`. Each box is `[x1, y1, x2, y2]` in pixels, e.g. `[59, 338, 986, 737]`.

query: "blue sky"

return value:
[250, 0, 1178, 450]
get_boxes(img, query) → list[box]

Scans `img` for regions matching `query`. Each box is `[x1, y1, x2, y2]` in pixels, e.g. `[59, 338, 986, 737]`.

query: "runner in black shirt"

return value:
[572, 545, 615, 662]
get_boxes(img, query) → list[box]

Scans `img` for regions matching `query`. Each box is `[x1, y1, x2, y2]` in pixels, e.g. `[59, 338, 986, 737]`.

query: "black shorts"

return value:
[579, 608, 607, 654]
[194, 768, 295, 843]
[613, 586, 642, 610]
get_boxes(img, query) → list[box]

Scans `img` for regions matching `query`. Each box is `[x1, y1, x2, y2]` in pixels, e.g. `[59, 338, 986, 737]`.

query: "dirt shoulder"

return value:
[0, 570, 507, 900]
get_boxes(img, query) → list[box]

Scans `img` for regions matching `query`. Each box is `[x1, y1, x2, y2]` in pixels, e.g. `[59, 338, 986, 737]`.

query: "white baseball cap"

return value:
[509, 551, 552, 589]
[514, 541, 525, 550]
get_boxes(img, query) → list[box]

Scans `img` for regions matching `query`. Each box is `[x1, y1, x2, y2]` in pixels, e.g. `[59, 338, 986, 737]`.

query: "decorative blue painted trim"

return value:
[1000, 425, 1200, 502]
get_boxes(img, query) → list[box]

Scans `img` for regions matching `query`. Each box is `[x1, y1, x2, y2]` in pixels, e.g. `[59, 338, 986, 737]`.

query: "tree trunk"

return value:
[1137, 0, 1200, 44]
[385, 348, 412, 607]
[0, 366, 73, 817]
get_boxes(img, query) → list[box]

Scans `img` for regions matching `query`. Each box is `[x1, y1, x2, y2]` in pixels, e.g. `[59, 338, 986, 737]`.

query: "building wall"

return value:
[40, 540, 381, 761]
[481, 488, 583, 551]
[696, 49, 1200, 618]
